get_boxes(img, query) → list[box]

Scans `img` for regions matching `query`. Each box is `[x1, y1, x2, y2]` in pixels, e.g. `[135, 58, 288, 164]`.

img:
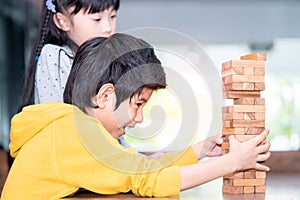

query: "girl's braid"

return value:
[35, 10, 51, 60]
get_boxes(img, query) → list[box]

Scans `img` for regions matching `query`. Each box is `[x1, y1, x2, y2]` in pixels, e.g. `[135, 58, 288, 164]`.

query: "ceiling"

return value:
[117, 0, 300, 46]
[3, 0, 299, 46]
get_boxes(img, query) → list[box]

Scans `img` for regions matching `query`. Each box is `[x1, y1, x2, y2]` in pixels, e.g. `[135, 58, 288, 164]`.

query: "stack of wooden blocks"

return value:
[221, 52, 267, 194]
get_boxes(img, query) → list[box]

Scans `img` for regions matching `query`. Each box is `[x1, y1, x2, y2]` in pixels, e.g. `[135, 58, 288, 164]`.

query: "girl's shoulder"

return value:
[41, 44, 74, 58]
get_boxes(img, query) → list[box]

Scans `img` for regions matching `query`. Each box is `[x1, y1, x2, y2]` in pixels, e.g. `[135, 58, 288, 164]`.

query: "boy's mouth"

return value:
[121, 127, 126, 135]
[122, 125, 135, 135]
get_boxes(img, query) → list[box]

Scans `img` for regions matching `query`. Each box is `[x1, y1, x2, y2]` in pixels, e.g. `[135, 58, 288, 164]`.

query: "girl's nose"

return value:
[101, 19, 112, 37]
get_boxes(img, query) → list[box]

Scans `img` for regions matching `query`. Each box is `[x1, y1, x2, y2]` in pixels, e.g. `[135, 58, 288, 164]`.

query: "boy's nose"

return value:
[134, 110, 144, 123]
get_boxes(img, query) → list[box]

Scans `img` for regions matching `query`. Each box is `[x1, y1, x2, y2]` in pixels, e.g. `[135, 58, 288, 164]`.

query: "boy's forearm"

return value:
[179, 153, 236, 191]
[191, 141, 203, 160]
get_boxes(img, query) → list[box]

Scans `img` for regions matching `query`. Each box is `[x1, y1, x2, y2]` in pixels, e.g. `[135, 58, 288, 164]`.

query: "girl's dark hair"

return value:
[63, 33, 167, 112]
[18, 0, 120, 112]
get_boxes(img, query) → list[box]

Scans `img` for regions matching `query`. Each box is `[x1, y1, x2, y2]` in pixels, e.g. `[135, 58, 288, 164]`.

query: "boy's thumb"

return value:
[228, 135, 236, 143]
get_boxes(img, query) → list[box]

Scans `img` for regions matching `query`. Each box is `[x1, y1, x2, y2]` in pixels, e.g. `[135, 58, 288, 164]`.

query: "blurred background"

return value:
[0, 0, 299, 181]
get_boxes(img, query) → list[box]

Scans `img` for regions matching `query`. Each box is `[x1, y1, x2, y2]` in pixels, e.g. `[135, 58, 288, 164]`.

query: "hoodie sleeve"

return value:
[156, 147, 198, 167]
[52, 110, 189, 197]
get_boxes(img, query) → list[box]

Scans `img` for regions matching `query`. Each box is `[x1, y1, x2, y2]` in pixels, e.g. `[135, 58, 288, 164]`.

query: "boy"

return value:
[1, 34, 270, 199]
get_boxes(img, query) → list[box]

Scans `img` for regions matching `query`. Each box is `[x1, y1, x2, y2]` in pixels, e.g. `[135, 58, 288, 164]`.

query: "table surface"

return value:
[66, 173, 300, 200]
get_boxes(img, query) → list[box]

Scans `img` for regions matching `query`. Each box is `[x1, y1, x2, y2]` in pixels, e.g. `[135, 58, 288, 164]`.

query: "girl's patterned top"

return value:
[34, 44, 74, 104]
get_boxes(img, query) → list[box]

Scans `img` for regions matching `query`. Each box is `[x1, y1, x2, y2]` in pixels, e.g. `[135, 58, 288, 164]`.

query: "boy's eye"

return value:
[136, 103, 142, 107]
[111, 14, 117, 19]
[93, 18, 101, 22]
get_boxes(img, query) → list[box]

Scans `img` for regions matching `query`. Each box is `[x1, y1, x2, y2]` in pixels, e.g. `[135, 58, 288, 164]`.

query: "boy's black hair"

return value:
[18, 0, 120, 112]
[63, 33, 167, 112]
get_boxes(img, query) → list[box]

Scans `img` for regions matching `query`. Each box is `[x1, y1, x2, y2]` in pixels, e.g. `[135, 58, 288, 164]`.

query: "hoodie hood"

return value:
[10, 102, 74, 157]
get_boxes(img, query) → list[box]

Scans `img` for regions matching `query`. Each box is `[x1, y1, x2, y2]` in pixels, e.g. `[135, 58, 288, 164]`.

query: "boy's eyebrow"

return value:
[138, 97, 147, 102]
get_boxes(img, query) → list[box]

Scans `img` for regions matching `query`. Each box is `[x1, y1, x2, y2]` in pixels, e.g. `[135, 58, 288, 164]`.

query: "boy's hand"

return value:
[229, 129, 271, 171]
[192, 135, 223, 160]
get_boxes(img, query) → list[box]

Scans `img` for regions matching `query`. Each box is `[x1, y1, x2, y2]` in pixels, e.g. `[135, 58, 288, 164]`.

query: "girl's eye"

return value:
[111, 14, 117, 19]
[93, 18, 101, 22]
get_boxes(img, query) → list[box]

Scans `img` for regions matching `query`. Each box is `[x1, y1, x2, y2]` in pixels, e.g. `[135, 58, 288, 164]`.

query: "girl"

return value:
[15, 0, 154, 157]
[19, 0, 120, 111]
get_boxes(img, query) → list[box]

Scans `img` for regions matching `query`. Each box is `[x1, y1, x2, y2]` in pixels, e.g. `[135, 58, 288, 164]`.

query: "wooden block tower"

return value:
[221, 52, 267, 194]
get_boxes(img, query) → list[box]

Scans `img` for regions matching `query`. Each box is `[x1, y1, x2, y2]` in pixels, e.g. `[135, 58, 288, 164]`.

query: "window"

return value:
[125, 38, 300, 152]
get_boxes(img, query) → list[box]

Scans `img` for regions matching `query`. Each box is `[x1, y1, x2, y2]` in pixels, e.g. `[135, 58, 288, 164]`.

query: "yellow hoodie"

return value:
[1, 102, 197, 199]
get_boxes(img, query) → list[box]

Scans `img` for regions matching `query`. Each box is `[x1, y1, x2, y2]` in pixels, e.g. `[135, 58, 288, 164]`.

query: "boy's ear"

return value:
[95, 83, 115, 109]
[53, 12, 71, 31]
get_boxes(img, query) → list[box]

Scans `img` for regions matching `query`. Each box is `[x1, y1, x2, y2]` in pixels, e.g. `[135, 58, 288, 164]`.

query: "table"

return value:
[66, 173, 300, 199]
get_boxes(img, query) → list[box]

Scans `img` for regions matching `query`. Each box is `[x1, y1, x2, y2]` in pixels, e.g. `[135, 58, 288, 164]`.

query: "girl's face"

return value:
[68, 6, 117, 46]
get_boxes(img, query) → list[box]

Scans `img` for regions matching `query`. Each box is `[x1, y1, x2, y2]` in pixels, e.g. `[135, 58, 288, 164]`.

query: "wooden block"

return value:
[230, 105, 265, 113]
[222, 106, 233, 113]
[223, 111, 257, 120]
[224, 172, 244, 179]
[222, 135, 229, 142]
[256, 171, 266, 179]
[223, 120, 265, 128]
[223, 90, 261, 99]
[255, 112, 265, 120]
[233, 120, 265, 128]
[240, 52, 267, 61]
[233, 179, 265, 186]
[221, 66, 255, 76]
[223, 83, 255, 91]
[223, 75, 265, 84]
[222, 185, 244, 194]
[223, 120, 232, 128]
[244, 186, 255, 194]
[223, 178, 233, 186]
[222, 67, 243, 77]
[244, 170, 256, 179]
[234, 97, 255, 105]
[223, 112, 244, 120]
[222, 60, 265, 70]
[255, 186, 266, 193]
[254, 67, 265, 76]
[222, 127, 245, 135]
[221, 141, 229, 150]
[222, 61, 230, 70]
[254, 98, 265, 105]
[222, 106, 230, 114]
[244, 112, 255, 120]
[234, 97, 265, 105]
[243, 67, 254, 75]
[246, 75, 265, 83]
[223, 112, 258, 121]
[245, 127, 265, 135]
[255, 82, 265, 90]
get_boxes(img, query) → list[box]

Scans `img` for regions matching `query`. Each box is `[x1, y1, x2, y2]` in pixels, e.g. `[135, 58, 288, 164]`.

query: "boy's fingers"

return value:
[253, 129, 270, 146]
[255, 163, 270, 172]
[256, 152, 271, 162]
[215, 135, 223, 144]
[228, 135, 235, 141]
[257, 141, 271, 153]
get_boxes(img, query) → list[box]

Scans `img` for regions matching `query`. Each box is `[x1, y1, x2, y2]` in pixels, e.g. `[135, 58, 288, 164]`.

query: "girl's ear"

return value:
[53, 12, 71, 31]
[95, 83, 115, 109]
